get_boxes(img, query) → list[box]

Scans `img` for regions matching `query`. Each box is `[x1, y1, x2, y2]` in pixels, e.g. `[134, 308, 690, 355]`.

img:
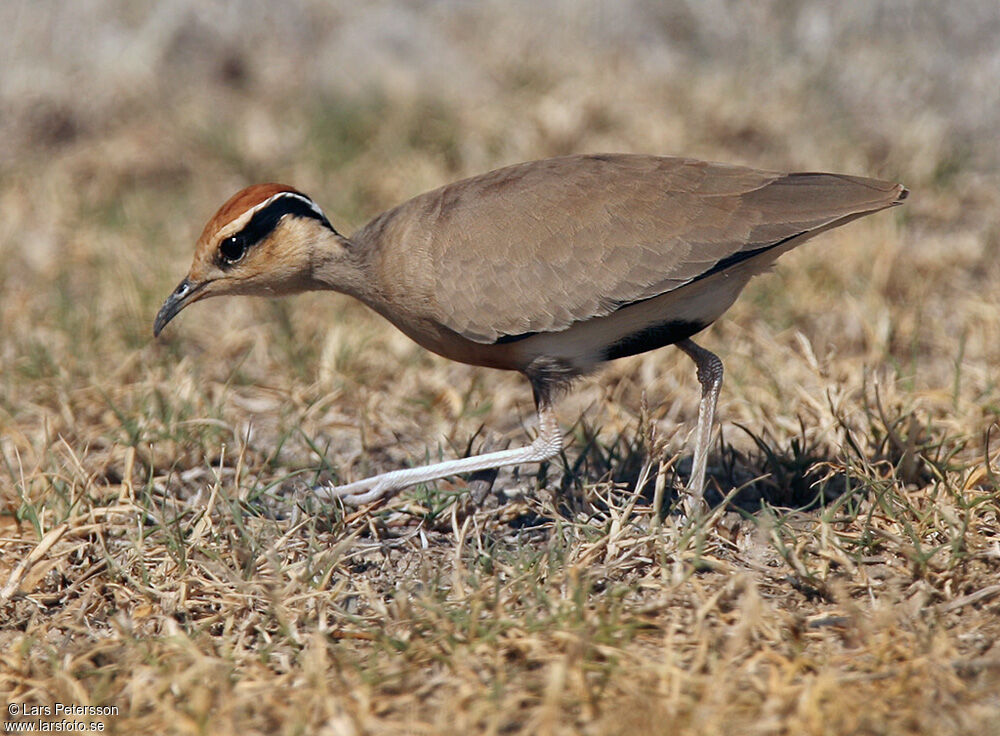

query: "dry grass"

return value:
[2, 2, 1000, 734]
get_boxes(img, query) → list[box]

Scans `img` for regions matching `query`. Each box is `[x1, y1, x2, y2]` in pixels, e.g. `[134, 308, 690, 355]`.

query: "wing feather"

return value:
[358, 155, 902, 344]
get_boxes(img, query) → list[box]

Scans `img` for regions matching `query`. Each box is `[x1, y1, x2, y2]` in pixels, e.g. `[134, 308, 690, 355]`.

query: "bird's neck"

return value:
[310, 229, 375, 303]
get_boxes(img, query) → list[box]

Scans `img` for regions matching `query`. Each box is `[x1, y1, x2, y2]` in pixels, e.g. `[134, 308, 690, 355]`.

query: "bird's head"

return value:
[154, 184, 347, 337]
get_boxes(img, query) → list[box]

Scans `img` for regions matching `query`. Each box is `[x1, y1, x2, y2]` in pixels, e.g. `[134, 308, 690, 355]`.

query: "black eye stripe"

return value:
[217, 193, 336, 268]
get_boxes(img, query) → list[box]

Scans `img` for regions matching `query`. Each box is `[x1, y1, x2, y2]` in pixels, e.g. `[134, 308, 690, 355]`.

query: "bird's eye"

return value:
[219, 235, 246, 263]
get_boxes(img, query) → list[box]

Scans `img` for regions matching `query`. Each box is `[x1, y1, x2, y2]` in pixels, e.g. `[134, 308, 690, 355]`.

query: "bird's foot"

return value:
[314, 476, 398, 506]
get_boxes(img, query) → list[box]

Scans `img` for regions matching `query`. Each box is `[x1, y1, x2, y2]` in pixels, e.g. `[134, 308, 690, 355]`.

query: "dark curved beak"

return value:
[154, 278, 199, 337]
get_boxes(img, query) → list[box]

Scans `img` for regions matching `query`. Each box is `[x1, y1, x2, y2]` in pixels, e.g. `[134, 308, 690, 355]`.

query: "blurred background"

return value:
[1, 0, 998, 498]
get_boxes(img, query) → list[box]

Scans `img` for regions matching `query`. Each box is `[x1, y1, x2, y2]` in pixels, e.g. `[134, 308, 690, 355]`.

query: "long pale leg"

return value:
[676, 338, 724, 515]
[316, 404, 562, 505]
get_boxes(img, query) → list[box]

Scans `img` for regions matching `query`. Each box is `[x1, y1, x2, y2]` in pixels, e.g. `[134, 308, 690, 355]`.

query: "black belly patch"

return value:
[603, 319, 708, 361]
[494, 331, 537, 344]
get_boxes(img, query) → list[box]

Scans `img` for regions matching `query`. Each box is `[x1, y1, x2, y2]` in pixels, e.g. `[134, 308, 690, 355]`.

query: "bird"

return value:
[154, 153, 906, 512]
